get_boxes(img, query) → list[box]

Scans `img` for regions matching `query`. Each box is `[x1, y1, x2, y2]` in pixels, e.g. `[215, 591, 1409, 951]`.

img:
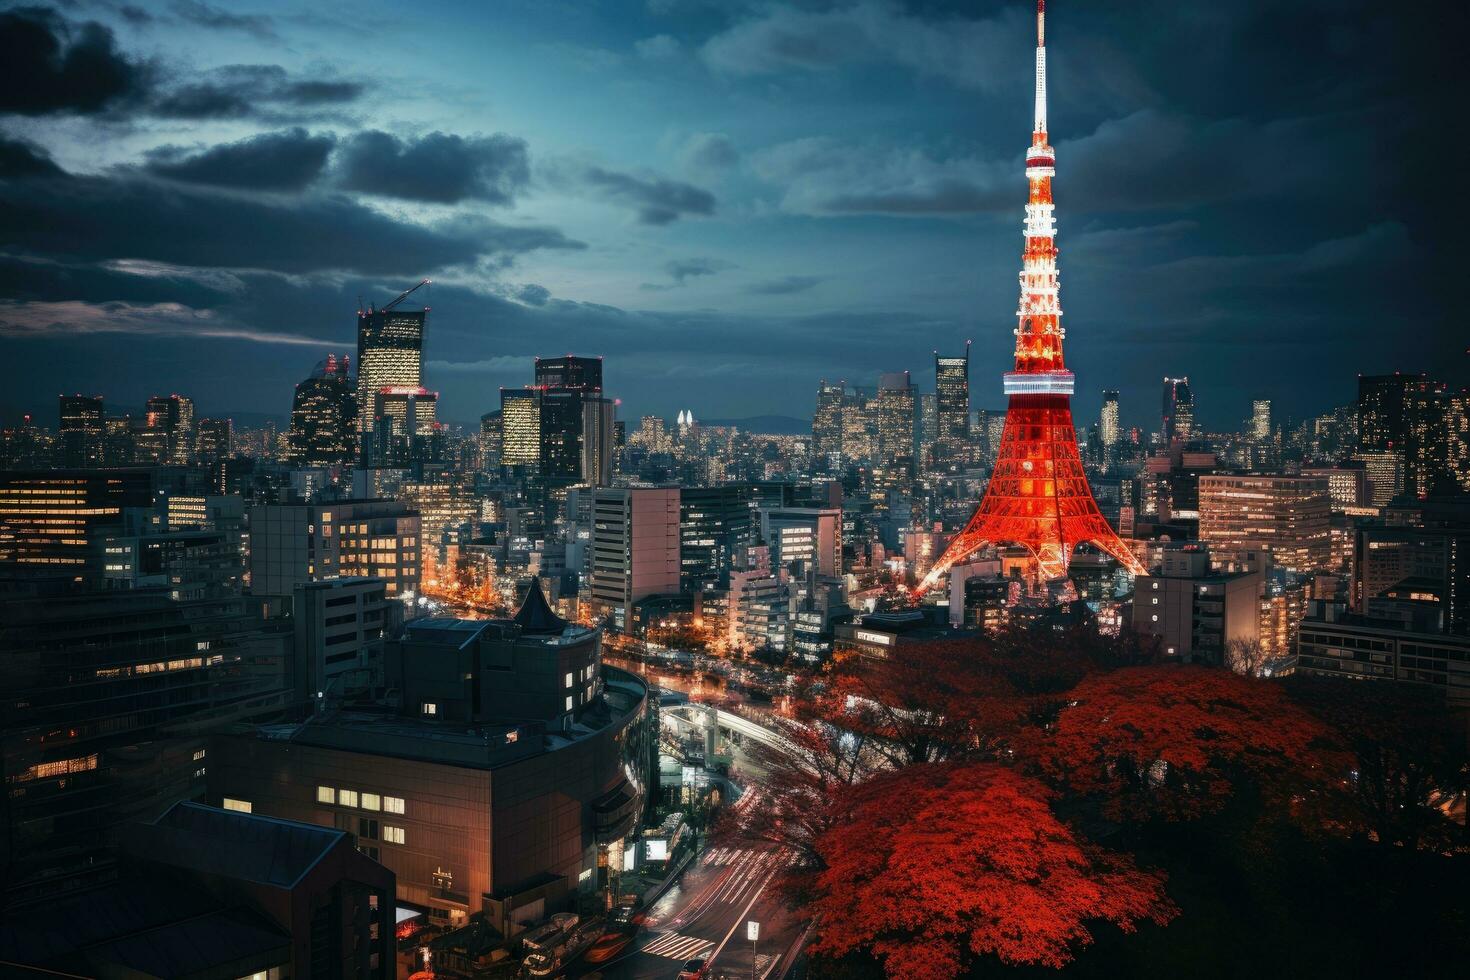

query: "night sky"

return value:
[1, 0, 1464, 432]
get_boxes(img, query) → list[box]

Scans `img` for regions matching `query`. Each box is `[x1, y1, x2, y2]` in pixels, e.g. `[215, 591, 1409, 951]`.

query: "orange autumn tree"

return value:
[808, 763, 1176, 980]
[1027, 665, 1342, 823]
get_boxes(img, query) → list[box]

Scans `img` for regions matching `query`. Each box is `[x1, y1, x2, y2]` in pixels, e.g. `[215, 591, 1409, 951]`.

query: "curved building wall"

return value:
[207, 664, 650, 933]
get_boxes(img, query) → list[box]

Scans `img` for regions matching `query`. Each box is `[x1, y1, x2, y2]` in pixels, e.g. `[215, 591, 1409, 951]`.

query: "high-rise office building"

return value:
[480, 410, 503, 469]
[534, 354, 602, 393]
[58, 394, 104, 468]
[288, 354, 356, 467]
[840, 390, 875, 463]
[1251, 399, 1272, 441]
[874, 371, 916, 464]
[1353, 450, 1406, 506]
[248, 499, 421, 604]
[500, 388, 541, 466]
[1099, 389, 1120, 448]
[195, 417, 232, 464]
[539, 387, 586, 484]
[812, 380, 846, 465]
[680, 485, 754, 592]
[1403, 380, 1453, 497]
[1198, 474, 1331, 572]
[0, 469, 158, 577]
[1161, 377, 1193, 444]
[935, 345, 971, 460]
[581, 395, 616, 487]
[1357, 373, 1418, 452]
[0, 591, 290, 907]
[917, 392, 938, 465]
[589, 487, 680, 630]
[758, 506, 842, 578]
[356, 294, 427, 438]
[145, 394, 195, 465]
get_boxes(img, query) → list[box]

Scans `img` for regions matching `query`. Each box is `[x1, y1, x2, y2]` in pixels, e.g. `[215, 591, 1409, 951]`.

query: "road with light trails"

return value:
[570, 793, 804, 979]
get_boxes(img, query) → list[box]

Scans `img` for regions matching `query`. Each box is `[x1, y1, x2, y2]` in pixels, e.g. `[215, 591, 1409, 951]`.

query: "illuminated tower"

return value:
[920, 1, 1144, 591]
[356, 280, 429, 442]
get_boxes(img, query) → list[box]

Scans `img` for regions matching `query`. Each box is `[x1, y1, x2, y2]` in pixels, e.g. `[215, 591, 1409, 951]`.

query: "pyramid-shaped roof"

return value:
[513, 578, 568, 635]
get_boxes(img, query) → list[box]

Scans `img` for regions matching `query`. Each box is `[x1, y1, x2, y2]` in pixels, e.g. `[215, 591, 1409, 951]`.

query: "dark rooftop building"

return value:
[0, 802, 394, 979]
[210, 582, 656, 937]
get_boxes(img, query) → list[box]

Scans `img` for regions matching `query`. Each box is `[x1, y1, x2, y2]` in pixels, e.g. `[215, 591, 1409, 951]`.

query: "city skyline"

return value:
[4, 4, 1469, 978]
[3, 1, 1465, 432]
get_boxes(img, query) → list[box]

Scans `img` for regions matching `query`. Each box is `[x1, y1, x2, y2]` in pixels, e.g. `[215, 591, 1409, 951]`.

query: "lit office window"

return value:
[222, 798, 252, 813]
[317, 786, 335, 804]
[361, 792, 381, 811]
[339, 789, 358, 808]
[384, 796, 405, 814]
[383, 826, 406, 845]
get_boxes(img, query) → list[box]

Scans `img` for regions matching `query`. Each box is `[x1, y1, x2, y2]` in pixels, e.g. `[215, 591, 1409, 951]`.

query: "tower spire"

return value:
[1034, 0, 1047, 137]
[916, 0, 1144, 595]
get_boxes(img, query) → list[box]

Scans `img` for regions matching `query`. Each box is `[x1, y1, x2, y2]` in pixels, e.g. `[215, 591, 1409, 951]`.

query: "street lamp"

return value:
[747, 920, 760, 980]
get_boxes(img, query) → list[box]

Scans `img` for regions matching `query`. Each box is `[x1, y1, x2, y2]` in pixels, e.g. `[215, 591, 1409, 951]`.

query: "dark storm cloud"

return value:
[665, 257, 732, 283]
[0, 6, 149, 115]
[0, 166, 582, 276]
[746, 275, 822, 296]
[150, 64, 366, 119]
[0, 132, 64, 177]
[679, 132, 738, 171]
[701, 1, 1017, 91]
[336, 130, 530, 205]
[580, 166, 715, 224]
[169, 1, 277, 40]
[143, 128, 335, 190]
[515, 283, 551, 306]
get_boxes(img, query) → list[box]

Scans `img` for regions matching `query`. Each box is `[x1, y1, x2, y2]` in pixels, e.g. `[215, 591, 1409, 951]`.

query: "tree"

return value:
[1026, 665, 1342, 823]
[717, 716, 870, 888]
[807, 763, 1176, 980]
[806, 634, 1092, 769]
[1287, 676, 1469, 850]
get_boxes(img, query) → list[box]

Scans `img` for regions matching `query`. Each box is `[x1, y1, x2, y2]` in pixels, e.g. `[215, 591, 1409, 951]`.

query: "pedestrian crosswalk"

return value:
[641, 931, 715, 961]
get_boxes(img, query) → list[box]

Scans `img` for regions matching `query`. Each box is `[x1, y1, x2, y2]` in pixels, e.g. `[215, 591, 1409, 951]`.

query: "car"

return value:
[677, 958, 709, 980]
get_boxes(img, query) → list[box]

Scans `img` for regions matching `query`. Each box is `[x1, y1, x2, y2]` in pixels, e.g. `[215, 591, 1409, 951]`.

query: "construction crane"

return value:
[374, 278, 431, 314]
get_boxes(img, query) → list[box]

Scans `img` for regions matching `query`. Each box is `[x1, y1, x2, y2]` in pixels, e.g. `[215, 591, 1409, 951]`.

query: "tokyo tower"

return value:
[919, 0, 1145, 593]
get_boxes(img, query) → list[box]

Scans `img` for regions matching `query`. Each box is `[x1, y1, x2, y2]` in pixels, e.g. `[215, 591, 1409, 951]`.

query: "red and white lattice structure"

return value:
[918, 0, 1145, 594]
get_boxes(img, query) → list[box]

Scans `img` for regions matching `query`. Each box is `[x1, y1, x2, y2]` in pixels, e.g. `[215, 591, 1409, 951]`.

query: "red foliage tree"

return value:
[717, 716, 869, 886]
[808, 763, 1176, 980]
[806, 633, 1092, 768]
[1026, 665, 1342, 822]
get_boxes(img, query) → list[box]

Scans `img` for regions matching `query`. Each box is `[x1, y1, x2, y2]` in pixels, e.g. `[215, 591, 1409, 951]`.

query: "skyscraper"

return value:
[921, 1, 1144, 590]
[812, 381, 846, 465]
[1357, 373, 1418, 452]
[589, 487, 680, 631]
[935, 344, 971, 460]
[535, 355, 602, 392]
[874, 371, 916, 464]
[1199, 474, 1331, 572]
[196, 418, 232, 464]
[1251, 399, 1272, 441]
[145, 394, 195, 465]
[356, 283, 428, 441]
[500, 388, 541, 466]
[1099, 389, 1119, 449]
[288, 354, 356, 467]
[479, 410, 503, 470]
[1161, 377, 1193, 444]
[58, 394, 103, 468]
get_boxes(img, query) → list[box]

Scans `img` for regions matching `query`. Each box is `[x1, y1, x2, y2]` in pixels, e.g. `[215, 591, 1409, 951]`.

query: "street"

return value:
[572, 840, 803, 980]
